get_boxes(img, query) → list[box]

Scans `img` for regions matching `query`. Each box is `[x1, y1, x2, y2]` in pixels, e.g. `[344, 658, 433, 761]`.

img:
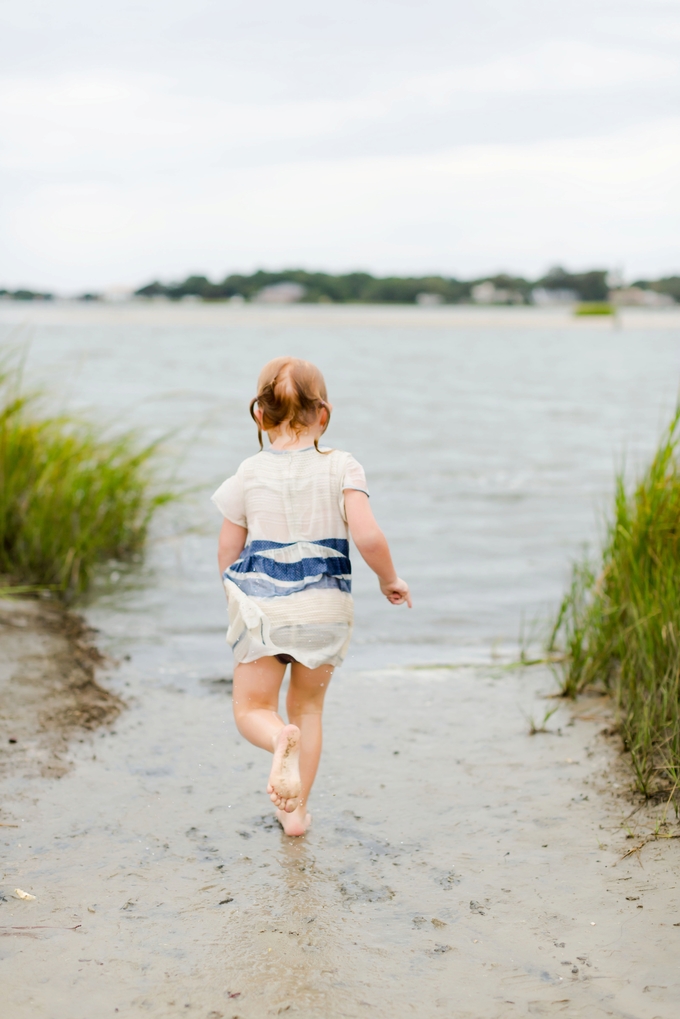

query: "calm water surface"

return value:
[4, 304, 680, 674]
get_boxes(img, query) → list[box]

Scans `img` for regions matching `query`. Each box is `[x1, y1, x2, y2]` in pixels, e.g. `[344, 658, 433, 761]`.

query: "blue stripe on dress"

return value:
[224, 538, 352, 597]
[229, 554, 350, 582]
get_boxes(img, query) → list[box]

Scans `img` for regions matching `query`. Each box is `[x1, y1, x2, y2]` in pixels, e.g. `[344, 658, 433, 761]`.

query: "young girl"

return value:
[212, 357, 410, 836]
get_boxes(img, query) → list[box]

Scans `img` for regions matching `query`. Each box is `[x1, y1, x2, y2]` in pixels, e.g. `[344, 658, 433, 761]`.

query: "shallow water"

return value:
[1, 304, 680, 1017]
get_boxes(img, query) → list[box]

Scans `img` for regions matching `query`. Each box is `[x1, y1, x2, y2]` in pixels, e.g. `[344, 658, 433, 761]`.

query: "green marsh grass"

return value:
[549, 410, 680, 798]
[0, 366, 172, 600]
[574, 302, 615, 316]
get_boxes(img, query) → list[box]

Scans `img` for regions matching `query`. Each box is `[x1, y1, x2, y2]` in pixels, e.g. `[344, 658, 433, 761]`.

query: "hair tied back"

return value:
[250, 358, 332, 453]
[249, 396, 264, 449]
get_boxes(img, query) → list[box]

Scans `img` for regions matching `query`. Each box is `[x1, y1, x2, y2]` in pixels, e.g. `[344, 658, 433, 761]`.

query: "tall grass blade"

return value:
[550, 408, 680, 799]
[0, 360, 173, 600]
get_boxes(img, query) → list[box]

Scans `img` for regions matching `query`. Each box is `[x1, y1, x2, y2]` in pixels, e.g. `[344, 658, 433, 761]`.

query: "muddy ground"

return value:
[0, 598, 122, 779]
[0, 604, 679, 1018]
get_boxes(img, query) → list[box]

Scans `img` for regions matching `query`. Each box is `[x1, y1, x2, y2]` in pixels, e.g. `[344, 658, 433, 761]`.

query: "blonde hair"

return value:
[250, 357, 331, 453]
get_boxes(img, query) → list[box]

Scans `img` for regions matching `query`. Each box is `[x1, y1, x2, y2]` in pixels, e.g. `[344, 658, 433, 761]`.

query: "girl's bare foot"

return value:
[276, 806, 311, 837]
[267, 724, 301, 812]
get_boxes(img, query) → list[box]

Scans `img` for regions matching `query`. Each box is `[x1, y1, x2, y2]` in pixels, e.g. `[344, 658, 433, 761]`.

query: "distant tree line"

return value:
[135, 270, 472, 303]
[0, 288, 54, 301]
[2, 269, 679, 304]
[133, 268, 680, 304]
[632, 275, 680, 303]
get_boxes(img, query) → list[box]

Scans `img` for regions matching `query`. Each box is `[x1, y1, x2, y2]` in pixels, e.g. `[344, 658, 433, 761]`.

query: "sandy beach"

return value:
[1, 604, 679, 1019]
[3, 300, 680, 331]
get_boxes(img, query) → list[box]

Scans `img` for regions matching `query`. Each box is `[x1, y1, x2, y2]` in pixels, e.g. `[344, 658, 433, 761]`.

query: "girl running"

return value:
[212, 357, 411, 836]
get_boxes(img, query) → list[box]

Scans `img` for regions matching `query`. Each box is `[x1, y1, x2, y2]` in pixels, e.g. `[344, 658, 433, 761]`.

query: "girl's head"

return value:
[250, 357, 331, 451]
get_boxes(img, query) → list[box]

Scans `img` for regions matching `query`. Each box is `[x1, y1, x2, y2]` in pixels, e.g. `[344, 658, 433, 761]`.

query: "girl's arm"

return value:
[217, 518, 248, 577]
[344, 489, 411, 607]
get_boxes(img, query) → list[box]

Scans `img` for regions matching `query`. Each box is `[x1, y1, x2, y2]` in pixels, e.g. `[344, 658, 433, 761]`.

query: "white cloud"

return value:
[394, 40, 679, 106]
[2, 38, 677, 176]
[5, 118, 678, 289]
[1, 1, 679, 288]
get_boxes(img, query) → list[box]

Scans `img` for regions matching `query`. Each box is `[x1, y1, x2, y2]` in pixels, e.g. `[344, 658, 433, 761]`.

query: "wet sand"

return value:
[0, 599, 121, 779]
[1, 629, 679, 1018]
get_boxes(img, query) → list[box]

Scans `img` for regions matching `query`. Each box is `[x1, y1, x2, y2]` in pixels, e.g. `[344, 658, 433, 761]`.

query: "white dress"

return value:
[211, 446, 368, 669]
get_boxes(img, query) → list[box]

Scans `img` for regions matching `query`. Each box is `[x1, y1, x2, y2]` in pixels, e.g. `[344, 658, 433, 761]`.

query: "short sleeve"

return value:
[211, 470, 247, 527]
[342, 454, 369, 496]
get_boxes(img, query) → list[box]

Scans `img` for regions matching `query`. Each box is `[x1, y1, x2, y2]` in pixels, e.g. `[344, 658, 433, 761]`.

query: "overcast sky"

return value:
[1, 0, 679, 291]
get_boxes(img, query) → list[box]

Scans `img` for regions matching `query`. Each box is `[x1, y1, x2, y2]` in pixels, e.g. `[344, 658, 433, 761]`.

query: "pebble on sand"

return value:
[14, 888, 36, 900]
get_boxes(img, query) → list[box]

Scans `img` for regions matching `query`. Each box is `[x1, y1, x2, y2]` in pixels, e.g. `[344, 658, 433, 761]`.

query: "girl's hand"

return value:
[380, 577, 412, 607]
[344, 492, 410, 607]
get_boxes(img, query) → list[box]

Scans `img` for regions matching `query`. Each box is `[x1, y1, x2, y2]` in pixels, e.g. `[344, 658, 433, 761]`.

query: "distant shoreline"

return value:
[3, 267, 679, 308]
[3, 301, 680, 330]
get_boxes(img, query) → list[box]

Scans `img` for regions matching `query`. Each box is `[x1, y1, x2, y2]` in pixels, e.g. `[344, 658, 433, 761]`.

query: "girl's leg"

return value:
[280, 662, 334, 835]
[232, 657, 301, 812]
